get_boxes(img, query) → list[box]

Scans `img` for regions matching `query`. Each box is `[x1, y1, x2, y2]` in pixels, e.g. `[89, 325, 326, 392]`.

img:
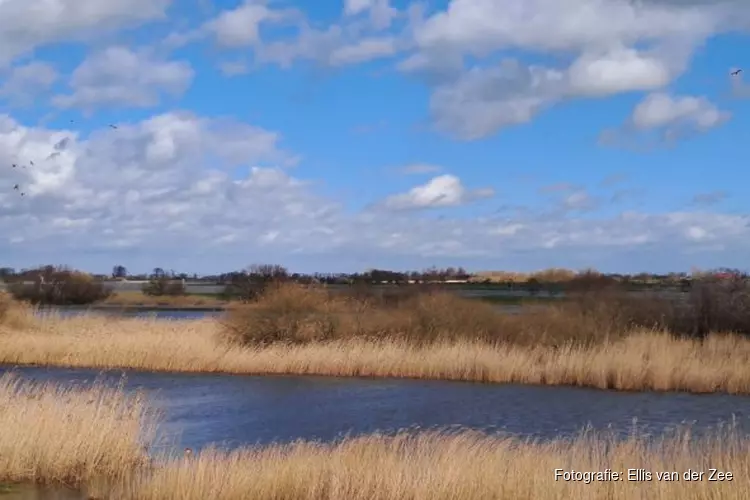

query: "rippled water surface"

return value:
[3, 365, 750, 454]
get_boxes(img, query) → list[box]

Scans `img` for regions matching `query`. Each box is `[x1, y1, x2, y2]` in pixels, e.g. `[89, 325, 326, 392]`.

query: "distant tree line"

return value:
[0, 263, 746, 306]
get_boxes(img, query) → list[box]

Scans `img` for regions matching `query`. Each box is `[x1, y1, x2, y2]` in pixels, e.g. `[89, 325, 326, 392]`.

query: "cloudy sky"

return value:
[0, 0, 748, 275]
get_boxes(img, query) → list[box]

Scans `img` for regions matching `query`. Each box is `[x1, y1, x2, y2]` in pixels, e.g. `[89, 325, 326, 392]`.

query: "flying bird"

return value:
[11, 164, 16, 168]
[109, 124, 118, 129]
[731, 68, 742, 76]
[13, 184, 19, 190]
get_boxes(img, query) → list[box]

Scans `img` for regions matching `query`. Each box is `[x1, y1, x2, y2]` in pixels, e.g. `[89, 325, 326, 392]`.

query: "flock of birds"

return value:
[9, 119, 118, 197]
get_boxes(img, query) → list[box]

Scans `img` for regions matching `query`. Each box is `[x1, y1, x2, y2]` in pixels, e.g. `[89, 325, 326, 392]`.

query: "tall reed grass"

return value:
[0, 373, 153, 487]
[4, 374, 750, 499]
[2, 313, 750, 393]
[3, 284, 750, 393]
[108, 426, 750, 500]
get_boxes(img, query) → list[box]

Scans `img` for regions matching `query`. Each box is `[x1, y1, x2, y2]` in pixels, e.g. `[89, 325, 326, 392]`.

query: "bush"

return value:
[221, 284, 340, 345]
[142, 278, 186, 296]
[220, 265, 290, 302]
[222, 283, 511, 347]
[220, 277, 750, 348]
[8, 268, 112, 306]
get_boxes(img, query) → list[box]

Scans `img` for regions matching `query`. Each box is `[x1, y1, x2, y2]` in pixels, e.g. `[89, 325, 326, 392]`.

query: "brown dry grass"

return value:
[219, 283, 696, 347]
[106, 427, 750, 500]
[2, 310, 750, 393]
[0, 373, 153, 487]
[4, 376, 750, 499]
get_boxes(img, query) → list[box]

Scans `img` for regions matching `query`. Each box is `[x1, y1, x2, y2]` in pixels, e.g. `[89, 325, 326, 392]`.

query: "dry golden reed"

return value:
[0, 373, 153, 486]
[2, 326, 750, 499]
[2, 311, 750, 393]
[4, 375, 750, 499]
[108, 428, 750, 500]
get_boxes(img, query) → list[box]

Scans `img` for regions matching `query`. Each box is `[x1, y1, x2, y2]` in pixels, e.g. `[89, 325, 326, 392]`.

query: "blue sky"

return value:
[0, 0, 750, 275]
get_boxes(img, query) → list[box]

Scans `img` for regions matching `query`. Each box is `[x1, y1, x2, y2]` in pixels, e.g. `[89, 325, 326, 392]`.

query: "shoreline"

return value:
[2, 314, 750, 395]
[88, 304, 226, 312]
[38, 304, 228, 312]
[1, 360, 741, 397]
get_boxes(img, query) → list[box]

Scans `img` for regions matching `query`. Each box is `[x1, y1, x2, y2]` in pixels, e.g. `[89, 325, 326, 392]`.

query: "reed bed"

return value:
[107, 427, 750, 500]
[1, 284, 750, 393]
[2, 312, 750, 393]
[4, 375, 750, 499]
[0, 373, 153, 487]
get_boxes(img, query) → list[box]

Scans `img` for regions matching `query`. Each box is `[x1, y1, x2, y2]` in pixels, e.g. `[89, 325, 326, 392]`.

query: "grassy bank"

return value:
[2, 311, 750, 393]
[111, 428, 750, 500]
[3, 375, 750, 499]
[2, 283, 750, 393]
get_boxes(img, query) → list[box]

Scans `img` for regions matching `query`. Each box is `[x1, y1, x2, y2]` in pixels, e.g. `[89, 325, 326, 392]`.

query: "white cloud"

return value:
[0, 113, 748, 269]
[343, 0, 397, 30]
[429, 59, 565, 140]
[0, 0, 173, 68]
[0, 2, 749, 271]
[344, 0, 373, 16]
[382, 174, 494, 210]
[329, 37, 398, 66]
[630, 93, 729, 132]
[208, 2, 277, 47]
[413, 0, 726, 56]
[52, 47, 193, 110]
[0, 62, 58, 105]
[567, 45, 679, 97]
[601, 92, 728, 148]
[256, 24, 399, 68]
[398, 0, 749, 139]
[561, 190, 598, 211]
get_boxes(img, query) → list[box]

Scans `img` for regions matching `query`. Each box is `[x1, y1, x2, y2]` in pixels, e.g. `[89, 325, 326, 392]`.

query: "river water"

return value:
[2, 365, 750, 456]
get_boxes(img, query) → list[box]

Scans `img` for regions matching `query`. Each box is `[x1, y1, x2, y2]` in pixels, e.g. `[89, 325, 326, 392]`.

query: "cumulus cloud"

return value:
[0, 1, 749, 270]
[0, 0, 173, 68]
[0, 62, 58, 105]
[630, 93, 729, 136]
[397, 0, 748, 139]
[52, 47, 194, 110]
[381, 174, 494, 210]
[0, 113, 748, 269]
[343, 0, 397, 30]
[329, 37, 398, 65]
[599, 92, 729, 148]
[429, 59, 565, 139]
[412, 0, 726, 56]
[207, 1, 285, 47]
[566, 45, 684, 97]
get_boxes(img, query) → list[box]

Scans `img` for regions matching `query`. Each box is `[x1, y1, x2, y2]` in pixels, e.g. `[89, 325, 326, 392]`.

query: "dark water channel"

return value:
[3, 365, 750, 455]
